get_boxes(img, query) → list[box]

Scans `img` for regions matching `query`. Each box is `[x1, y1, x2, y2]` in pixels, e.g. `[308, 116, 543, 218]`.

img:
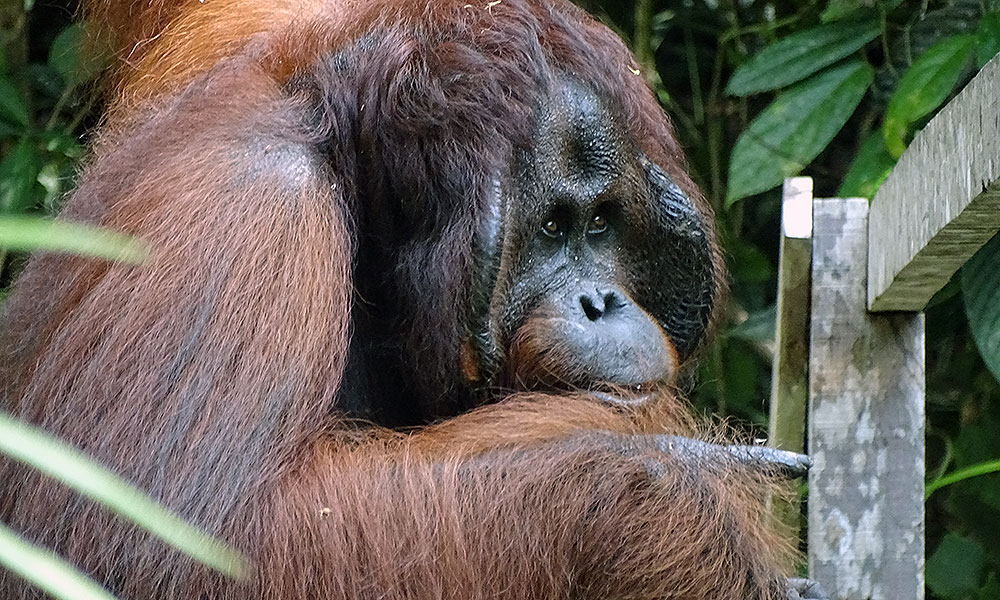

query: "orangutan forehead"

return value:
[530, 78, 629, 185]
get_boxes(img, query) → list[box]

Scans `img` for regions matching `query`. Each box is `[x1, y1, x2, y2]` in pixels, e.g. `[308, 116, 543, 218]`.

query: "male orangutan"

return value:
[0, 1, 824, 598]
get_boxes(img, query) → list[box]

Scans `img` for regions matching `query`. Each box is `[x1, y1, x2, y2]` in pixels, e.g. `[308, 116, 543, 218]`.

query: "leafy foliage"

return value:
[727, 60, 872, 204]
[964, 236, 1000, 387]
[926, 533, 987, 599]
[836, 130, 896, 198]
[0, 13, 90, 225]
[883, 33, 975, 156]
[3, 1, 1000, 599]
[725, 20, 880, 96]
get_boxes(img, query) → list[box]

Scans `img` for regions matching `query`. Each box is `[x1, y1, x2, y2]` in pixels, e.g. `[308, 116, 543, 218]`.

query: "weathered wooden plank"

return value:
[769, 177, 813, 453]
[868, 52, 1000, 311]
[768, 177, 813, 536]
[809, 198, 925, 600]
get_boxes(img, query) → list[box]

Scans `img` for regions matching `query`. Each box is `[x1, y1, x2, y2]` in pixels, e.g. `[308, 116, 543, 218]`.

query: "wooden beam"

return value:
[868, 53, 1000, 312]
[809, 198, 925, 600]
[768, 177, 813, 536]
[769, 177, 812, 454]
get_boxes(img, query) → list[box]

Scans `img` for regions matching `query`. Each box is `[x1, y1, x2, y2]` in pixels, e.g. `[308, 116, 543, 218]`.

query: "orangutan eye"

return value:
[587, 213, 608, 234]
[541, 218, 563, 238]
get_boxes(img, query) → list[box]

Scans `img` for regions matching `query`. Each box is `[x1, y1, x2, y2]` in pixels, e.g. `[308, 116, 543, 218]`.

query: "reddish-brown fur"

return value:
[0, 1, 791, 598]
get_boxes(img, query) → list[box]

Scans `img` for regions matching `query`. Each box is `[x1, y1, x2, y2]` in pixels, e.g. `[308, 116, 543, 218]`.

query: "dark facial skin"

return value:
[471, 76, 716, 398]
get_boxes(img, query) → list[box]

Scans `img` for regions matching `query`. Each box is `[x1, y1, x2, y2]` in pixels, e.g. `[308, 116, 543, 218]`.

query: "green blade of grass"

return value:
[0, 216, 146, 263]
[0, 523, 118, 600]
[0, 412, 246, 578]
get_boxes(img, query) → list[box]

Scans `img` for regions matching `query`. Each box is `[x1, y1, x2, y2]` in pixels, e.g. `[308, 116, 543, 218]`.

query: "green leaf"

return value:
[727, 60, 873, 205]
[0, 216, 147, 263]
[0, 523, 116, 600]
[822, 0, 905, 22]
[821, 0, 863, 23]
[926, 534, 985, 598]
[0, 76, 30, 129]
[0, 139, 41, 213]
[883, 34, 975, 157]
[0, 412, 246, 579]
[726, 20, 879, 96]
[836, 130, 897, 198]
[962, 233, 1000, 385]
[48, 24, 109, 86]
[975, 13, 1000, 68]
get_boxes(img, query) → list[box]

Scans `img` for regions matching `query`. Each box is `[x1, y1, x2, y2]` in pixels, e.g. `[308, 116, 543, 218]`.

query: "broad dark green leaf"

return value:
[0, 76, 30, 129]
[821, 0, 863, 23]
[822, 0, 904, 22]
[727, 60, 873, 205]
[908, 4, 983, 59]
[962, 234, 1000, 385]
[48, 24, 109, 86]
[975, 13, 1000, 68]
[926, 534, 985, 598]
[0, 139, 41, 213]
[883, 34, 975, 157]
[726, 20, 879, 96]
[0, 216, 147, 263]
[836, 131, 897, 198]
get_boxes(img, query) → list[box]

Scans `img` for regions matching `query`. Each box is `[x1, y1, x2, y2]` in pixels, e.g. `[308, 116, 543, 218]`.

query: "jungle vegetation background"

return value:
[0, 0, 999, 598]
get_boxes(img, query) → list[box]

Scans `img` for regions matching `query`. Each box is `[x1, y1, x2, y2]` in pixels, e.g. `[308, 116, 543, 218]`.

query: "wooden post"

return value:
[808, 198, 925, 600]
[769, 178, 813, 534]
[868, 53, 1000, 312]
[769, 177, 813, 454]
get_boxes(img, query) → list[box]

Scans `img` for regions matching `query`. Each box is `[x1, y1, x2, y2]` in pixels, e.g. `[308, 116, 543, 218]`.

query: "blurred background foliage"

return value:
[1, 0, 1000, 598]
